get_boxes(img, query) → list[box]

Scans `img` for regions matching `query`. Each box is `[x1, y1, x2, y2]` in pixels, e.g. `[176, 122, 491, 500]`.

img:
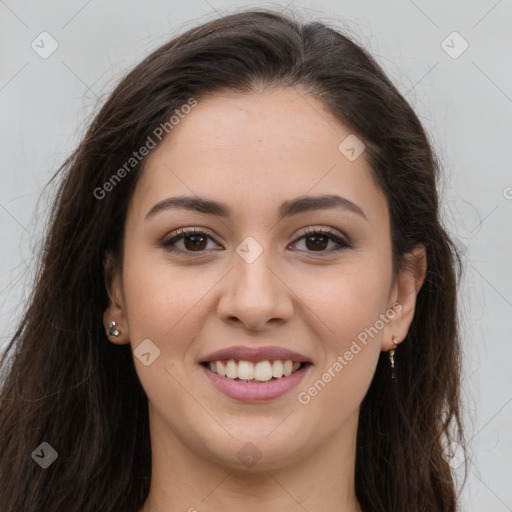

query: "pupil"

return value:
[306, 235, 327, 251]
[185, 235, 207, 251]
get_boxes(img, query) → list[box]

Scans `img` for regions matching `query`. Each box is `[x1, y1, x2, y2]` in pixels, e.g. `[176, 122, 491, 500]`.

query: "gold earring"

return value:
[389, 336, 400, 379]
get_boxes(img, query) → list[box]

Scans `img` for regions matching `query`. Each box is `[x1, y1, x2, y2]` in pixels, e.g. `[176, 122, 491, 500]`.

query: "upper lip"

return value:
[199, 345, 312, 364]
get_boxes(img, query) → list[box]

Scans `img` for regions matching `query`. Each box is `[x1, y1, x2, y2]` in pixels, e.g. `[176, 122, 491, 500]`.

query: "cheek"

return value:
[121, 244, 215, 350]
[295, 257, 391, 344]
[291, 258, 390, 415]
[120, 249, 219, 414]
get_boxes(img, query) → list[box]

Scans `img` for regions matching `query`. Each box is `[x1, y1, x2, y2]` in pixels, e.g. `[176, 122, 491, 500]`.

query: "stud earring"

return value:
[108, 321, 120, 337]
[388, 336, 400, 379]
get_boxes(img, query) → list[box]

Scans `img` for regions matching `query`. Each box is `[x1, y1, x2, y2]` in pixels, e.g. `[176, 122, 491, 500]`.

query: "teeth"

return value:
[255, 361, 273, 381]
[217, 360, 226, 377]
[238, 360, 254, 380]
[272, 360, 283, 378]
[226, 359, 238, 379]
[207, 359, 304, 382]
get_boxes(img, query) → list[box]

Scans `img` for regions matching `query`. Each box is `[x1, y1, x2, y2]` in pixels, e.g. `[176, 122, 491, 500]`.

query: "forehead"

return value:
[131, 88, 389, 227]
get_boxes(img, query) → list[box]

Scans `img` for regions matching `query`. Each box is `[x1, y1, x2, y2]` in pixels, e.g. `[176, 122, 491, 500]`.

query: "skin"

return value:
[104, 87, 426, 512]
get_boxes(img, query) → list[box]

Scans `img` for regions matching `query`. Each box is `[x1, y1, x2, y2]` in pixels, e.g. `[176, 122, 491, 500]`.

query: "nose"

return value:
[217, 245, 294, 331]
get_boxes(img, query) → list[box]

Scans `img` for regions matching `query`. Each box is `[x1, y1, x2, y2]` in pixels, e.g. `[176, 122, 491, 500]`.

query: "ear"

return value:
[103, 250, 130, 345]
[382, 244, 427, 351]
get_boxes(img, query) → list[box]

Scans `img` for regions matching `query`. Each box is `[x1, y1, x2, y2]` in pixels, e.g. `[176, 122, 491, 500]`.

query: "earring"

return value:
[108, 321, 120, 337]
[388, 336, 400, 379]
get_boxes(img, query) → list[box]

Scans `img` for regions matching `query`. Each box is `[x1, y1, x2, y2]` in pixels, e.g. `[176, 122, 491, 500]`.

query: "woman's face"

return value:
[107, 87, 419, 471]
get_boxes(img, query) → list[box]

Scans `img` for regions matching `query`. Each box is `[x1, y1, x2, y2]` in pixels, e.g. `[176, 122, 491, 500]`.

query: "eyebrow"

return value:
[145, 194, 368, 222]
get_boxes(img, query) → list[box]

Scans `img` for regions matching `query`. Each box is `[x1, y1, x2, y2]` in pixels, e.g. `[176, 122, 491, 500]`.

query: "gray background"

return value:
[1, 0, 511, 510]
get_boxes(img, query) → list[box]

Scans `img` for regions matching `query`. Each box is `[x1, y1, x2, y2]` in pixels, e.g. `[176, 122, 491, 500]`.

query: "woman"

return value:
[0, 8, 466, 512]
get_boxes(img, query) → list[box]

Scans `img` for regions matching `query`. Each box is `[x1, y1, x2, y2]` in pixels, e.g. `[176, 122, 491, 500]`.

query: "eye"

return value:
[289, 228, 351, 255]
[160, 227, 351, 257]
[160, 228, 221, 256]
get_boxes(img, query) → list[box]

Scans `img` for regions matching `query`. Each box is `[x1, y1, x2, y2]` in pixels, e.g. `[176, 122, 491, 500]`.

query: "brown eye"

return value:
[160, 227, 350, 257]
[182, 234, 208, 251]
[290, 228, 350, 254]
[160, 228, 220, 256]
[304, 233, 329, 251]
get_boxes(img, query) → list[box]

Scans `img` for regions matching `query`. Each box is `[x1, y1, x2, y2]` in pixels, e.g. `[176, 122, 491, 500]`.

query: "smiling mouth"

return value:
[200, 359, 311, 382]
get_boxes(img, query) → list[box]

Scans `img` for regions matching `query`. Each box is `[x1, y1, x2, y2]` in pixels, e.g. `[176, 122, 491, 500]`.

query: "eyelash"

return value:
[160, 227, 351, 257]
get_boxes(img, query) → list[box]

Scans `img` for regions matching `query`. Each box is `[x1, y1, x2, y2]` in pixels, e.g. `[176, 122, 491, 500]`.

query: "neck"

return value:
[139, 409, 362, 512]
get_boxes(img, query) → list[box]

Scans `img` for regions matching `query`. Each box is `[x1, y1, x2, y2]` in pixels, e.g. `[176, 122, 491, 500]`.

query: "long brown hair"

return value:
[0, 8, 466, 511]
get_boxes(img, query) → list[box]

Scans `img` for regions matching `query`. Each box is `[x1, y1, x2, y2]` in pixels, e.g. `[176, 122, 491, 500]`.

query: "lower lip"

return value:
[200, 363, 311, 402]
